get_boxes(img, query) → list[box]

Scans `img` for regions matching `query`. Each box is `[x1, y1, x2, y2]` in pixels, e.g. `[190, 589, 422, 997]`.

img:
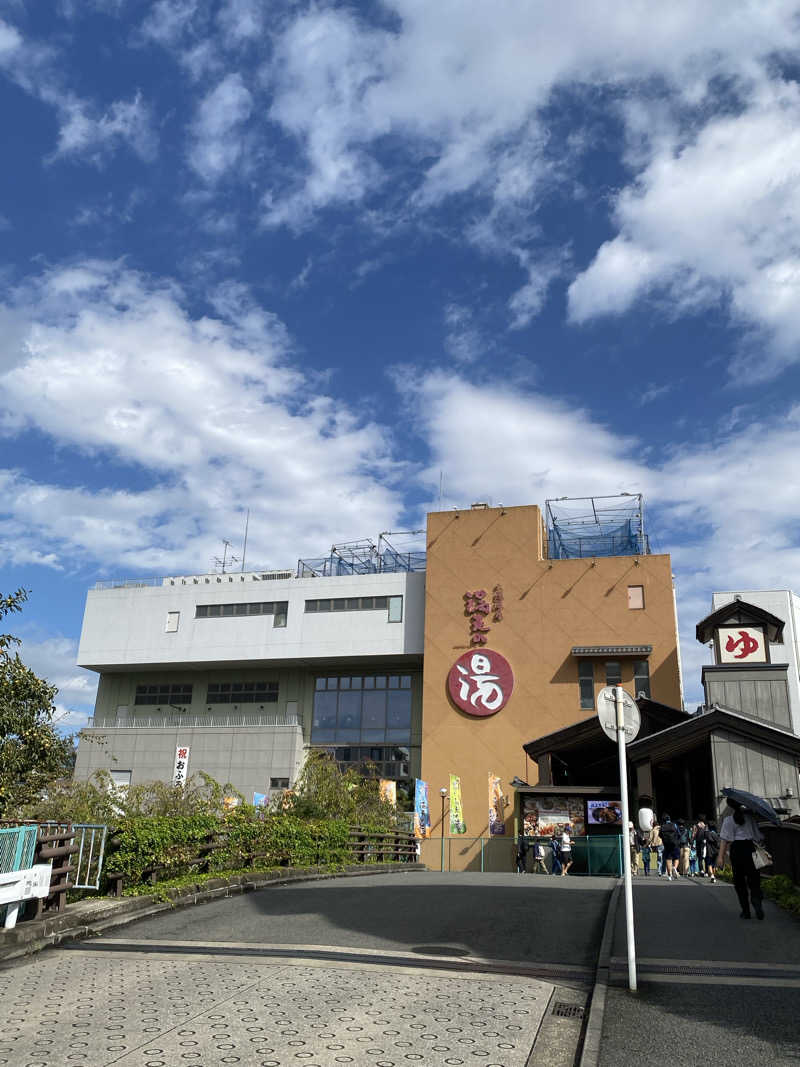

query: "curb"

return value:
[578, 877, 622, 1067]
[0, 863, 422, 967]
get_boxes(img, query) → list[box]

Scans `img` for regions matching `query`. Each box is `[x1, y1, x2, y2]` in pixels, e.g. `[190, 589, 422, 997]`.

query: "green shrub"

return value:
[280, 750, 396, 830]
[104, 814, 220, 883]
[104, 809, 353, 889]
[21, 769, 241, 823]
[762, 874, 800, 917]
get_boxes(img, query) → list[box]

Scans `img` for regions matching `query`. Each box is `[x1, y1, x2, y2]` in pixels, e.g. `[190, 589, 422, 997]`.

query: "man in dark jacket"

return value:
[661, 814, 681, 880]
[693, 816, 708, 876]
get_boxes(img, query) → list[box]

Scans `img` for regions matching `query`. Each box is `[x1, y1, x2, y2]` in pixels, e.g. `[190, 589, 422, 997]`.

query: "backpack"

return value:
[678, 826, 690, 847]
[661, 821, 677, 848]
[706, 829, 720, 850]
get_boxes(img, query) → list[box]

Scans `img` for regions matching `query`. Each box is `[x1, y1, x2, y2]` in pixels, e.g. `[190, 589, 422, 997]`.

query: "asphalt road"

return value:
[599, 877, 800, 1066]
[116, 870, 616, 968]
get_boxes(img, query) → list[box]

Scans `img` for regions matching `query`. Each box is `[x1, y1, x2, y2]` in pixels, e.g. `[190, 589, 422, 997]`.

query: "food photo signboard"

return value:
[523, 795, 586, 837]
[587, 799, 623, 826]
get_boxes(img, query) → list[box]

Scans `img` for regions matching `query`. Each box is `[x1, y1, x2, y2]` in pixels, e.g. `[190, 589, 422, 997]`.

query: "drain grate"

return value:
[551, 1001, 585, 1019]
[410, 945, 471, 957]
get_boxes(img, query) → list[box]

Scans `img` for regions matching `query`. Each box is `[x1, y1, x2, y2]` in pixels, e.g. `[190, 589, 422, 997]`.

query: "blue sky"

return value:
[3, 0, 800, 726]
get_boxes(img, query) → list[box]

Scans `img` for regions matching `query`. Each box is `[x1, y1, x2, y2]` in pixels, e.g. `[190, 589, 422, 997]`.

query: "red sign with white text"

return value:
[448, 649, 514, 717]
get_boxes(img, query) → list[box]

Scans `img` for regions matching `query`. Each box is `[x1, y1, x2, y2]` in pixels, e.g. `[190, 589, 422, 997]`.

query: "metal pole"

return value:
[440, 791, 447, 872]
[616, 685, 637, 992]
[241, 509, 250, 573]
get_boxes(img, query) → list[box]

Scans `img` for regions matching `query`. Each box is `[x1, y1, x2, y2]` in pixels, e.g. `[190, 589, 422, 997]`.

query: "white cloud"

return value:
[16, 632, 98, 730]
[0, 261, 407, 576]
[54, 91, 156, 163]
[406, 372, 800, 706]
[0, 17, 156, 164]
[569, 80, 800, 377]
[189, 73, 254, 182]
[217, 0, 264, 45]
[252, 2, 800, 340]
[443, 304, 483, 365]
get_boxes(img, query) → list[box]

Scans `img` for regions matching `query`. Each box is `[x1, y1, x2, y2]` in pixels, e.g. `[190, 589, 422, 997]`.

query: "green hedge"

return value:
[762, 874, 800, 917]
[104, 811, 352, 888]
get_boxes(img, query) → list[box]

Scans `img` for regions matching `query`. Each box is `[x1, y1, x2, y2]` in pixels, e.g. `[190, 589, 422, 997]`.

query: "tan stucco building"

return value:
[420, 503, 682, 857]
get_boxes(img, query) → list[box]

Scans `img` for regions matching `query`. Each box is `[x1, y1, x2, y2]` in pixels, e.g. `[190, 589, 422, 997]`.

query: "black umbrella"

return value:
[721, 787, 781, 825]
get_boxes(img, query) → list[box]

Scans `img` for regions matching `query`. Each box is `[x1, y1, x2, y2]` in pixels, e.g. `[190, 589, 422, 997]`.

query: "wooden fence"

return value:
[106, 826, 418, 896]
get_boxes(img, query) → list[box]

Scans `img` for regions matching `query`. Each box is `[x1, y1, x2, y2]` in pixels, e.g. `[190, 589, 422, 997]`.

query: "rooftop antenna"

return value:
[241, 509, 250, 573]
[212, 539, 240, 574]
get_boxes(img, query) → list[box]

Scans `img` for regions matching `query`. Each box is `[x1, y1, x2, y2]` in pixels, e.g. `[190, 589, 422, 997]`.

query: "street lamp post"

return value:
[440, 788, 448, 872]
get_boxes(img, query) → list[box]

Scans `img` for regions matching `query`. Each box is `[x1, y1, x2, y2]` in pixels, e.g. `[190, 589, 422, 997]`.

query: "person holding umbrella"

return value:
[718, 787, 779, 919]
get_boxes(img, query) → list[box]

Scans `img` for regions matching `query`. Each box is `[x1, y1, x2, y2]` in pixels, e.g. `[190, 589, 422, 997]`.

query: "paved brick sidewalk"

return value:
[0, 944, 558, 1066]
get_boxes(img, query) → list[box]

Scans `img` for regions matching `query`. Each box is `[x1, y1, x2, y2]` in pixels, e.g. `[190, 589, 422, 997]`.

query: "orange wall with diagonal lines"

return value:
[420, 504, 681, 853]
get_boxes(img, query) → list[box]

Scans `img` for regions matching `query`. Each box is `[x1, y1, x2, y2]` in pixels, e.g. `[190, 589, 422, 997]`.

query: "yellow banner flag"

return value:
[449, 774, 466, 834]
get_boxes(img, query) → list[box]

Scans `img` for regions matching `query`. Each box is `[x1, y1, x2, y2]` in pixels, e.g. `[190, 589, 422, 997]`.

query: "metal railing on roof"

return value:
[87, 711, 303, 729]
[93, 570, 294, 591]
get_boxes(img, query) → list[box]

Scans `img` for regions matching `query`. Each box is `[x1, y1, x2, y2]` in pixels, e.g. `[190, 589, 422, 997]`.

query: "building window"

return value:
[605, 661, 622, 687]
[134, 683, 193, 706]
[627, 585, 645, 609]
[109, 770, 131, 791]
[315, 745, 411, 781]
[207, 682, 278, 704]
[195, 602, 288, 627]
[311, 675, 413, 747]
[270, 777, 290, 789]
[578, 660, 594, 709]
[165, 611, 180, 633]
[633, 660, 651, 699]
[305, 595, 400, 621]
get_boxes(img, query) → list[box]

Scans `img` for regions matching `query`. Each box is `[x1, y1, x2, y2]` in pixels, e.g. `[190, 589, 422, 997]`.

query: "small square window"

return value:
[627, 585, 645, 610]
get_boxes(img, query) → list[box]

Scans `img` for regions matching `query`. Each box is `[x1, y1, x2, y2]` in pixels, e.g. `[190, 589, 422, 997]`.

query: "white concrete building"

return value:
[75, 548, 426, 801]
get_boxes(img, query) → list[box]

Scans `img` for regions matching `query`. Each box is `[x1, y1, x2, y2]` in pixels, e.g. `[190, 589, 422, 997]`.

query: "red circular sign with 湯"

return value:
[447, 649, 514, 717]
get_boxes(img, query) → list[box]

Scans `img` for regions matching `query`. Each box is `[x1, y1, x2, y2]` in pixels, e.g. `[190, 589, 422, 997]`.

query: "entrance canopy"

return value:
[523, 698, 688, 788]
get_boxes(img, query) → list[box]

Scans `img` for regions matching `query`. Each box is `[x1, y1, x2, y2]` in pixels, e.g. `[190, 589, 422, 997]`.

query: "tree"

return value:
[281, 750, 396, 828]
[0, 589, 74, 817]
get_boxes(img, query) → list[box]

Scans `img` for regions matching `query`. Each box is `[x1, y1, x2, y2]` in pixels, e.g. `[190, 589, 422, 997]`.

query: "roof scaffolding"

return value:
[296, 532, 426, 578]
[545, 494, 649, 560]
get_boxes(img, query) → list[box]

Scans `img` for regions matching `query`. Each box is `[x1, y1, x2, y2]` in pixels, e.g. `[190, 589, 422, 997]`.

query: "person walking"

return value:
[560, 825, 573, 876]
[693, 818, 707, 877]
[515, 833, 528, 874]
[677, 819, 691, 875]
[640, 827, 652, 876]
[705, 821, 720, 883]
[550, 834, 562, 876]
[660, 814, 680, 880]
[717, 802, 765, 920]
[649, 821, 664, 876]
[628, 821, 639, 876]
[531, 840, 548, 874]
